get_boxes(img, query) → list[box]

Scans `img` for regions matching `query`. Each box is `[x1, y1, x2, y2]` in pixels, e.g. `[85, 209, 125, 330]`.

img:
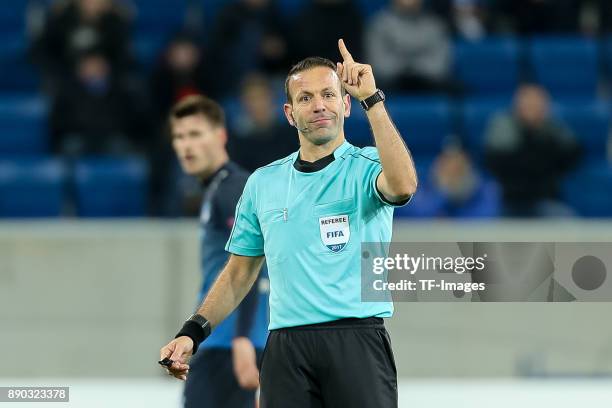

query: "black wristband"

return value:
[175, 317, 211, 355]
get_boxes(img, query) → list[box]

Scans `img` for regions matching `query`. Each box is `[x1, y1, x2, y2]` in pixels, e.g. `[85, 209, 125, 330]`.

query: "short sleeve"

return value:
[214, 172, 248, 233]
[225, 176, 265, 256]
[361, 148, 412, 208]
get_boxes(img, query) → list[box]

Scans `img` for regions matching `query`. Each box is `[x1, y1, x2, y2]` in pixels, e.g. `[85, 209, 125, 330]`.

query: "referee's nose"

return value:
[312, 95, 326, 113]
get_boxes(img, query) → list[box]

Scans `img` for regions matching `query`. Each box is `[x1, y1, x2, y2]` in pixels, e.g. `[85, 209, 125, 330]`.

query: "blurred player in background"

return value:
[168, 95, 269, 408]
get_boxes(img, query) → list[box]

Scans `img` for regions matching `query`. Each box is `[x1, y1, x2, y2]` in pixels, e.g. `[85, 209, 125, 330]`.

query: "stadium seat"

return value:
[355, 0, 387, 18]
[74, 157, 149, 217]
[453, 37, 520, 96]
[199, 0, 237, 32]
[221, 96, 247, 130]
[460, 98, 512, 161]
[344, 105, 370, 147]
[0, 157, 65, 217]
[553, 101, 611, 161]
[0, 0, 27, 37]
[0, 94, 48, 155]
[131, 0, 188, 34]
[277, 0, 307, 18]
[132, 32, 169, 69]
[528, 36, 599, 100]
[385, 97, 453, 160]
[562, 162, 612, 217]
[0, 34, 40, 92]
[601, 35, 612, 82]
[393, 158, 438, 218]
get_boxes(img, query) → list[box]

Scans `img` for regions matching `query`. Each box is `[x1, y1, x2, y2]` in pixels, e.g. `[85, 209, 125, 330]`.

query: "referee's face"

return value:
[171, 114, 227, 178]
[285, 66, 350, 146]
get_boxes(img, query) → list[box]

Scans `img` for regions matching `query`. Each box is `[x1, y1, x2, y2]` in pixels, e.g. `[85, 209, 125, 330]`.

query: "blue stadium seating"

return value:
[528, 36, 599, 100]
[460, 98, 512, 161]
[553, 102, 611, 161]
[0, 157, 65, 217]
[202, 0, 386, 22]
[453, 37, 520, 96]
[385, 97, 453, 159]
[0, 0, 27, 37]
[392, 158, 436, 218]
[344, 104, 370, 147]
[345, 97, 453, 156]
[277, 0, 307, 17]
[131, 0, 188, 34]
[601, 35, 612, 82]
[563, 162, 612, 217]
[355, 0, 387, 18]
[74, 157, 149, 217]
[132, 32, 170, 69]
[0, 94, 48, 155]
[3, 0, 611, 219]
[201, 0, 232, 30]
[0, 34, 40, 92]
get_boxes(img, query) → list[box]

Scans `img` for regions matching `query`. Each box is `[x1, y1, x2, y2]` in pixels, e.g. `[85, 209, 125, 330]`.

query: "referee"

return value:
[167, 95, 269, 407]
[160, 39, 418, 407]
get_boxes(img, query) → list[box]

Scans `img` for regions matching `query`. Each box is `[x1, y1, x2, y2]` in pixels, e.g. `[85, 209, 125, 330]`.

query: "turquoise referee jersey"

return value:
[226, 140, 409, 330]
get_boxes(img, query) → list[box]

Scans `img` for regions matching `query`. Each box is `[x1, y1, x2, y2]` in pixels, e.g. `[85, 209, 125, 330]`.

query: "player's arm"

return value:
[336, 38, 417, 203]
[159, 254, 264, 380]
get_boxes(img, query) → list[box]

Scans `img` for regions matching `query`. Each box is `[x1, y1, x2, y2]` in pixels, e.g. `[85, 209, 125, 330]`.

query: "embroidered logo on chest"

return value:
[319, 214, 350, 253]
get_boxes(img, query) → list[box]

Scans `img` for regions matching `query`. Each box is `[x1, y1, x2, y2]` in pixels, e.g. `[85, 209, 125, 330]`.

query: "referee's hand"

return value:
[159, 336, 193, 381]
[336, 38, 377, 101]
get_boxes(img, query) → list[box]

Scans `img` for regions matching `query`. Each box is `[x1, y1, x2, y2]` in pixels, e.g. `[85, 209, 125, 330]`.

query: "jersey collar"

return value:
[293, 140, 352, 173]
[333, 140, 352, 159]
[201, 161, 234, 187]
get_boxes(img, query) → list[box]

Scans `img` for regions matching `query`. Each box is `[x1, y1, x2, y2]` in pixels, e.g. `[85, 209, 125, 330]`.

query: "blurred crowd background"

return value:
[2, 0, 612, 218]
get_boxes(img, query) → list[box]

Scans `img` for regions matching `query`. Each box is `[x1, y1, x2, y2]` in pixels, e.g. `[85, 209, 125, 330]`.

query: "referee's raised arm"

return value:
[336, 38, 418, 204]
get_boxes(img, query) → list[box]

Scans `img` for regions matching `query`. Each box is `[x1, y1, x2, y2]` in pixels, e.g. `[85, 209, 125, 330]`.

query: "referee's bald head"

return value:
[285, 57, 345, 104]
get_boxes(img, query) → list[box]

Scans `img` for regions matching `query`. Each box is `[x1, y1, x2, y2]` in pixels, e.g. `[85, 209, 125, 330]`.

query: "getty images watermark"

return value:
[361, 242, 612, 302]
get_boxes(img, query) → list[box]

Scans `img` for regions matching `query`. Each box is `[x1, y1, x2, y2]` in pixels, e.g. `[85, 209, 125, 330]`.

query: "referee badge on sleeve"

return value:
[319, 215, 350, 252]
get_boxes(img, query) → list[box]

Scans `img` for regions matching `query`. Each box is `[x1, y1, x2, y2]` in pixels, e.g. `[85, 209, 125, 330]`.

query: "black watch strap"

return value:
[175, 313, 212, 355]
[360, 89, 385, 111]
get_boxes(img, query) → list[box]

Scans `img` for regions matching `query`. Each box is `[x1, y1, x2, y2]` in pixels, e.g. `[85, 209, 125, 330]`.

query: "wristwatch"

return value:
[360, 89, 385, 111]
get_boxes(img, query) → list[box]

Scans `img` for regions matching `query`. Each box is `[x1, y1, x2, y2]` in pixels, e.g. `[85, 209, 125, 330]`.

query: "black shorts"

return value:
[259, 317, 398, 408]
[183, 348, 262, 408]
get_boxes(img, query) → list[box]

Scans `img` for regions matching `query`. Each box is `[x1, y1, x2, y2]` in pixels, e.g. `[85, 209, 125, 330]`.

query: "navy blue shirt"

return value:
[198, 161, 269, 349]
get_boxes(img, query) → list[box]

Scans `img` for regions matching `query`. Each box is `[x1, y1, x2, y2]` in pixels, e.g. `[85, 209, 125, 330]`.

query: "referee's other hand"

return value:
[159, 336, 194, 381]
[232, 337, 260, 390]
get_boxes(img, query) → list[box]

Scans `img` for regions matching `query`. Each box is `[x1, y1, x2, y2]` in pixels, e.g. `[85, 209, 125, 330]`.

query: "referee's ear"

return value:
[283, 102, 295, 126]
[342, 93, 351, 118]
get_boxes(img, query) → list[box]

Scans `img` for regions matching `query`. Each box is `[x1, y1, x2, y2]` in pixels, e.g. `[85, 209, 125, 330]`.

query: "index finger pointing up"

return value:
[338, 39, 354, 63]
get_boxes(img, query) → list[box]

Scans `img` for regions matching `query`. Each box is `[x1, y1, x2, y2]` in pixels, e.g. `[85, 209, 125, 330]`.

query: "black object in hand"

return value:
[158, 358, 174, 367]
